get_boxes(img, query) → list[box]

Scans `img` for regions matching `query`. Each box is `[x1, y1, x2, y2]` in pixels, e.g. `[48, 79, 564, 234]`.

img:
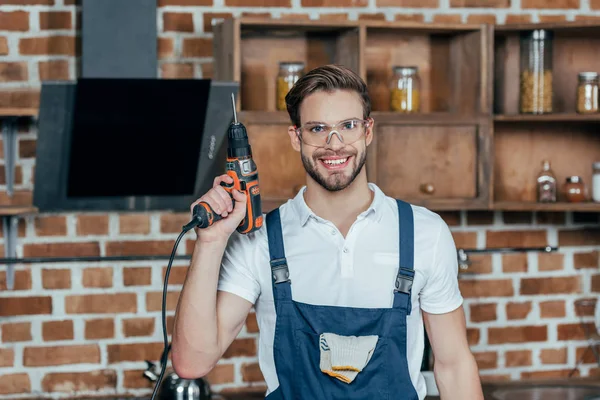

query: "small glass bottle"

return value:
[390, 66, 420, 113]
[565, 176, 586, 202]
[520, 29, 553, 114]
[276, 62, 304, 111]
[577, 72, 599, 114]
[536, 160, 557, 202]
[593, 162, 600, 202]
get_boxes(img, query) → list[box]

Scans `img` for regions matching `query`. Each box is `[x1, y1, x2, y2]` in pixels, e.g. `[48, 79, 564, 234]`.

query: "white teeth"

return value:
[323, 158, 348, 165]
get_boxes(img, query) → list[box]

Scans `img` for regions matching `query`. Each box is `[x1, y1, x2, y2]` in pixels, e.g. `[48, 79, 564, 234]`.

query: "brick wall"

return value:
[1, 0, 600, 397]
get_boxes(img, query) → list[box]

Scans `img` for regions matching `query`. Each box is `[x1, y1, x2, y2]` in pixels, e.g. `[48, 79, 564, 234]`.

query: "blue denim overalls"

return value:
[264, 199, 420, 399]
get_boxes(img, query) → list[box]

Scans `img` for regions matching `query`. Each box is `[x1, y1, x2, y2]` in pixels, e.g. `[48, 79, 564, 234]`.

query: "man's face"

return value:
[288, 89, 373, 192]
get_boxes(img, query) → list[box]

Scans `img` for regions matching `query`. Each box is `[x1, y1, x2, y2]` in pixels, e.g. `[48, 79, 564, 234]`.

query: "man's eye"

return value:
[343, 121, 357, 129]
[310, 125, 325, 133]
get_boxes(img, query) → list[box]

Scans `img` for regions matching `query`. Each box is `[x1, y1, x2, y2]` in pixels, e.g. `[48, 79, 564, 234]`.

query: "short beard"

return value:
[301, 147, 367, 192]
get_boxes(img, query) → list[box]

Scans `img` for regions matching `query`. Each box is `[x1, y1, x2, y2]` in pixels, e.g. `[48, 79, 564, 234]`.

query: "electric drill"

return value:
[192, 93, 263, 234]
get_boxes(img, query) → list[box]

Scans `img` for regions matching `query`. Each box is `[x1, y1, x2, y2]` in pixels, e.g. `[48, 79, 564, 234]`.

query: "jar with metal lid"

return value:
[565, 176, 586, 203]
[520, 29, 553, 114]
[593, 162, 600, 202]
[390, 66, 420, 113]
[577, 72, 599, 114]
[276, 62, 304, 111]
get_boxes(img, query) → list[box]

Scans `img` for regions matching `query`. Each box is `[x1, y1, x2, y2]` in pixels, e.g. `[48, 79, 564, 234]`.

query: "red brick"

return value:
[593, 275, 600, 292]
[40, 11, 72, 30]
[241, 362, 264, 382]
[0, 11, 29, 31]
[85, 318, 114, 339]
[2, 322, 31, 342]
[0, 269, 31, 290]
[201, 63, 213, 78]
[522, 0, 578, 8]
[0, 296, 52, 316]
[163, 12, 194, 33]
[521, 369, 578, 379]
[557, 323, 594, 340]
[559, 228, 600, 246]
[34, 216, 67, 236]
[0, 373, 30, 395]
[452, 232, 476, 248]
[0, 89, 39, 109]
[470, 303, 496, 322]
[393, 12, 424, 21]
[161, 63, 194, 79]
[246, 313, 259, 333]
[66, 293, 137, 314]
[19, 139, 36, 158]
[0, 62, 27, 82]
[25, 242, 100, 258]
[480, 374, 511, 382]
[520, 276, 581, 295]
[359, 13, 386, 20]
[539, 252, 563, 271]
[0, 0, 54, 3]
[0, 348, 13, 367]
[39, 60, 70, 81]
[77, 215, 109, 235]
[459, 279, 513, 298]
[119, 214, 150, 234]
[182, 38, 213, 58]
[123, 267, 152, 286]
[146, 291, 180, 312]
[42, 370, 116, 392]
[42, 268, 71, 289]
[463, 254, 492, 274]
[433, 14, 462, 23]
[473, 351, 497, 369]
[82, 267, 113, 288]
[123, 369, 152, 389]
[167, 315, 174, 335]
[42, 320, 73, 341]
[206, 364, 235, 384]
[19, 36, 76, 56]
[223, 338, 257, 358]
[574, 251, 598, 269]
[574, 298, 596, 317]
[505, 350, 531, 367]
[158, 0, 212, 4]
[592, 0, 600, 8]
[107, 342, 163, 363]
[203, 12, 232, 32]
[158, 38, 174, 59]
[506, 301, 532, 320]
[228, 0, 290, 4]
[122, 318, 155, 337]
[467, 328, 480, 345]
[488, 326, 547, 344]
[161, 213, 191, 233]
[541, 348, 567, 364]
[162, 265, 188, 284]
[538, 14, 567, 22]
[24, 344, 100, 366]
[0, 37, 7, 55]
[451, 0, 508, 4]
[467, 14, 497, 24]
[0, 165, 23, 185]
[540, 300, 566, 318]
[502, 253, 527, 273]
[378, 0, 437, 5]
[106, 240, 173, 256]
[576, 346, 597, 364]
[487, 230, 546, 248]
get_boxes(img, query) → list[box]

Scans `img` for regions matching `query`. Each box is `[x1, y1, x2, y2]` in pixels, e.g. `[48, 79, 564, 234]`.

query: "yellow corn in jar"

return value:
[576, 72, 599, 114]
[276, 62, 304, 111]
[390, 66, 420, 113]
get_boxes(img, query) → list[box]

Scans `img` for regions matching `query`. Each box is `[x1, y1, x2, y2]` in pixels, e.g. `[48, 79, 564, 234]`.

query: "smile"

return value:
[319, 156, 351, 169]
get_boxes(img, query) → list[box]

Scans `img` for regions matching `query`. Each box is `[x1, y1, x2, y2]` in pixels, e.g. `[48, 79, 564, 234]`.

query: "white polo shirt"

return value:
[217, 183, 463, 399]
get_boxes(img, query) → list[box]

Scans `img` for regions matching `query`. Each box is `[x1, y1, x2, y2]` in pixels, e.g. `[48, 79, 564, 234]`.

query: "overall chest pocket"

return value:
[292, 328, 391, 400]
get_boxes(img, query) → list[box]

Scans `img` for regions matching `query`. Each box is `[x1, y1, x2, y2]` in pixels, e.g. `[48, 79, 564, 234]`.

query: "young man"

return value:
[172, 64, 484, 399]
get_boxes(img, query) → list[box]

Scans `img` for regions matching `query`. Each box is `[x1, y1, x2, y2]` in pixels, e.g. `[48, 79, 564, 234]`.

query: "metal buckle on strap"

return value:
[270, 258, 290, 284]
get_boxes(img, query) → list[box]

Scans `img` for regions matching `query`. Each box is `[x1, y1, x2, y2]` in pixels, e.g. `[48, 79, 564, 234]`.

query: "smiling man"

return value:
[171, 64, 484, 399]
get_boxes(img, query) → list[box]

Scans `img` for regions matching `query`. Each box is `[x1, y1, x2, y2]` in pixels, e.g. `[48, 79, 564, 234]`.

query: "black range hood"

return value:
[33, 0, 238, 212]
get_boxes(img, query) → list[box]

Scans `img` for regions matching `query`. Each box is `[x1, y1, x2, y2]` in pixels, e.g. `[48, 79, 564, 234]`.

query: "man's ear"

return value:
[365, 117, 374, 147]
[288, 126, 301, 152]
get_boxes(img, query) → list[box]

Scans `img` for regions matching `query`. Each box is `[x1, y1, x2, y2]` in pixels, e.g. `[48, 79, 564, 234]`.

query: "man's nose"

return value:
[325, 130, 345, 149]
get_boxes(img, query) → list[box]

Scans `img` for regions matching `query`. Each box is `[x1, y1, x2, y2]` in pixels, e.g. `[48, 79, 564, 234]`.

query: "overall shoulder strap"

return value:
[393, 199, 415, 313]
[265, 208, 291, 302]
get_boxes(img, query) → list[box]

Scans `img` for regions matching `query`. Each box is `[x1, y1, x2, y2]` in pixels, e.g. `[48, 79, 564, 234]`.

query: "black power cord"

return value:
[150, 217, 201, 400]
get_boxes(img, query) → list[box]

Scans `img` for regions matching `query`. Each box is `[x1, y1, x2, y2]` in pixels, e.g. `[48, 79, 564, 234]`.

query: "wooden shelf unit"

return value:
[214, 17, 600, 212]
[0, 108, 37, 117]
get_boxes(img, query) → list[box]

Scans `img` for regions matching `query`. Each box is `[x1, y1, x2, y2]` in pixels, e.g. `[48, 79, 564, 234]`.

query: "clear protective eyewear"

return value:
[294, 118, 372, 147]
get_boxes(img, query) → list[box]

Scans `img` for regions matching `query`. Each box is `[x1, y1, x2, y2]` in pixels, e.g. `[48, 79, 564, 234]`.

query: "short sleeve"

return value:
[419, 217, 464, 314]
[217, 231, 261, 305]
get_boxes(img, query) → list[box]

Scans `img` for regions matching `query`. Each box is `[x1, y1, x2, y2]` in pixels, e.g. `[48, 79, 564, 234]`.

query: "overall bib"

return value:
[264, 199, 420, 400]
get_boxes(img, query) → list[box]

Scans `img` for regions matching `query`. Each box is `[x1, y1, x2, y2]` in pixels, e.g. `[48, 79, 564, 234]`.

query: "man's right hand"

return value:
[190, 174, 247, 243]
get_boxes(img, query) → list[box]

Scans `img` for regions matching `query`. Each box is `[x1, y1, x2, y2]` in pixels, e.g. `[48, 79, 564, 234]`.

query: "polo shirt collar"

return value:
[291, 183, 385, 226]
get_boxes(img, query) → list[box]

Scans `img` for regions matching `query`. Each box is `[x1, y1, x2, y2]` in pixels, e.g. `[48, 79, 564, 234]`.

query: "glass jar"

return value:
[520, 29, 553, 114]
[276, 62, 304, 111]
[593, 162, 600, 202]
[536, 160, 557, 202]
[577, 72, 599, 114]
[390, 66, 420, 113]
[565, 176, 586, 203]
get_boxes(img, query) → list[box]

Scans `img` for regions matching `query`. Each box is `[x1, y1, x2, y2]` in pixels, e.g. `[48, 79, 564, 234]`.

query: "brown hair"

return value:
[285, 64, 371, 128]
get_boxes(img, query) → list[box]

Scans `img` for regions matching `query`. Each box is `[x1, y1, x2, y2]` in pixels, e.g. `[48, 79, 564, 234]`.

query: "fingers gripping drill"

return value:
[192, 94, 263, 234]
